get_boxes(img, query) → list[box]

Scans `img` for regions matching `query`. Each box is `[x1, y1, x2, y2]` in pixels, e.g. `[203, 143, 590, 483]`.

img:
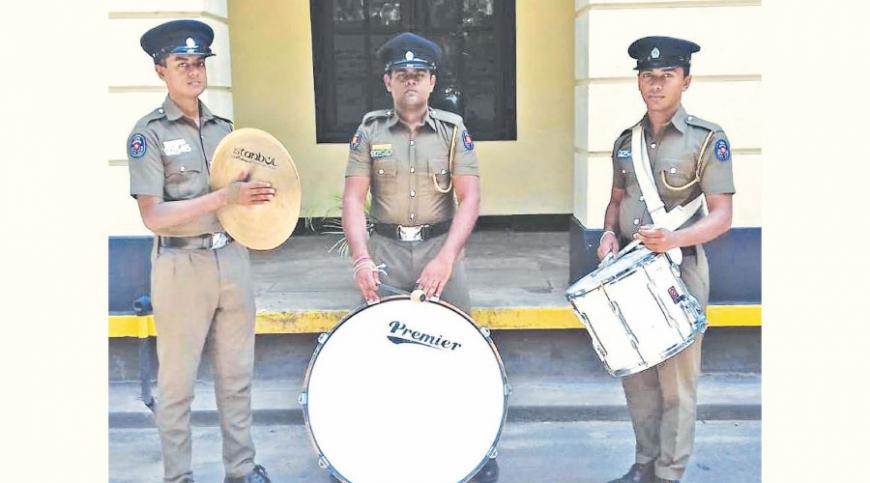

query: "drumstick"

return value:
[378, 283, 427, 303]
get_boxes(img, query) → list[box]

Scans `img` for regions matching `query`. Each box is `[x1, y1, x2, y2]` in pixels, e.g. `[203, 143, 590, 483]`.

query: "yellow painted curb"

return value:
[109, 304, 760, 338]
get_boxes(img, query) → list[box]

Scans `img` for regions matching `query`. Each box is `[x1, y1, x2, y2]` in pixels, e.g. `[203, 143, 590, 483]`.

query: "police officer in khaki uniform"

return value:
[341, 32, 499, 482]
[127, 20, 273, 483]
[598, 37, 735, 483]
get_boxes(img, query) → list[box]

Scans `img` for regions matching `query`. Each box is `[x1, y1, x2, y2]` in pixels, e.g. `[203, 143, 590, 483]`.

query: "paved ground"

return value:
[251, 231, 570, 312]
[109, 420, 760, 482]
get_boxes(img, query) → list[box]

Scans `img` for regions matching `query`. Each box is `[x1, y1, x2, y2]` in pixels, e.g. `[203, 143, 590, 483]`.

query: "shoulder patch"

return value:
[362, 109, 392, 124]
[685, 115, 722, 133]
[350, 130, 363, 151]
[461, 130, 474, 151]
[429, 108, 464, 127]
[128, 133, 147, 159]
[713, 138, 731, 161]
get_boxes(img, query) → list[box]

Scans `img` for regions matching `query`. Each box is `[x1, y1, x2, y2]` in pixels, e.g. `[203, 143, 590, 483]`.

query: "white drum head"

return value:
[302, 297, 507, 483]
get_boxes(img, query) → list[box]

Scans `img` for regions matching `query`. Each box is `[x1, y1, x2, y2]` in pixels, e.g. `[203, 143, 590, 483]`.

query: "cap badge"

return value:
[186, 37, 197, 48]
[651, 47, 660, 59]
[405, 50, 414, 61]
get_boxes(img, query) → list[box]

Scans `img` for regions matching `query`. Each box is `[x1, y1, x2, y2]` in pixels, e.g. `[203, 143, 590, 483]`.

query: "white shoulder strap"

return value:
[629, 124, 704, 264]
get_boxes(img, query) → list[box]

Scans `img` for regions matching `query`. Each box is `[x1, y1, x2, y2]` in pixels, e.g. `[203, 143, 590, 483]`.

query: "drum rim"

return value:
[299, 295, 510, 482]
[607, 321, 708, 377]
[566, 248, 661, 299]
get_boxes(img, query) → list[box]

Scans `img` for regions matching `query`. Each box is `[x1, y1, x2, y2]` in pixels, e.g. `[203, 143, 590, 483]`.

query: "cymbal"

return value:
[209, 128, 301, 250]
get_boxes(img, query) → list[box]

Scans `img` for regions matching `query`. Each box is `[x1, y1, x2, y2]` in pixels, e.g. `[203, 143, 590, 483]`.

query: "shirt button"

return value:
[410, 140, 415, 146]
[410, 213, 416, 220]
[180, 166, 186, 172]
[669, 167, 677, 174]
[651, 143, 657, 149]
[621, 169, 626, 174]
[378, 169, 385, 175]
[687, 115, 694, 121]
[410, 167, 415, 173]
[441, 169, 447, 175]
[410, 190, 416, 197]
[633, 218, 640, 225]
[640, 196, 645, 201]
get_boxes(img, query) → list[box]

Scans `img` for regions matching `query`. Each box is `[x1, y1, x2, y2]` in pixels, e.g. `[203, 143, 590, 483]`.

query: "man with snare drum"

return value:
[341, 32, 499, 482]
[598, 36, 735, 483]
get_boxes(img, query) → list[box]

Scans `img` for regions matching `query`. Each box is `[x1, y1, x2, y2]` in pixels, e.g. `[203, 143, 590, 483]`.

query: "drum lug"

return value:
[297, 392, 307, 406]
[318, 456, 329, 469]
[504, 383, 513, 397]
[479, 327, 491, 338]
[488, 447, 498, 459]
[670, 262, 681, 277]
[317, 332, 329, 344]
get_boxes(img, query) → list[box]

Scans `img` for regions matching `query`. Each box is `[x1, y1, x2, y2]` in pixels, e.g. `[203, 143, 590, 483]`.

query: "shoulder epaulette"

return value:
[362, 109, 393, 124]
[685, 114, 723, 133]
[134, 107, 167, 128]
[428, 108, 464, 126]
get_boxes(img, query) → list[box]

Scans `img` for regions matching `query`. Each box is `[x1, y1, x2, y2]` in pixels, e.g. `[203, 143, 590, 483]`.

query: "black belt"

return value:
[619, 237, 697, 257]
[373, 220, 451, 241]
[158, 232, 233, 250]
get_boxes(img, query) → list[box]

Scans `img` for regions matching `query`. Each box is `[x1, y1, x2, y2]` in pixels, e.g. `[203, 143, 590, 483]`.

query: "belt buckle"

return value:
[397, 225, 424, 241]
[210, 232, 228, 249]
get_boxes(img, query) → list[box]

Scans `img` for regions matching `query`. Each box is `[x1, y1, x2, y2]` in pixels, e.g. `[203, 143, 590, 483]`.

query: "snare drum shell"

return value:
[300, 296, 509, 483]
[567, 250, 707, 377]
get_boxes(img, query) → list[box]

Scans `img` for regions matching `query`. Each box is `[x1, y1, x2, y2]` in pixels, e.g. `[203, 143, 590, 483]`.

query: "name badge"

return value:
[163, 139, 193, 156]
[617, 149, 632, 158]
[370, 144, 393, 158]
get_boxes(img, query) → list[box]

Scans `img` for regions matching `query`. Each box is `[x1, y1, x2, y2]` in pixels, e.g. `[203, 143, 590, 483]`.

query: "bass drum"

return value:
[299, 296, 509, 483]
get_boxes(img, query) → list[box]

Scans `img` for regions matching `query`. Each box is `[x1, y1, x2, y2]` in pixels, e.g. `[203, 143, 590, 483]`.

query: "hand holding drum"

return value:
[209, 128, 302, 250]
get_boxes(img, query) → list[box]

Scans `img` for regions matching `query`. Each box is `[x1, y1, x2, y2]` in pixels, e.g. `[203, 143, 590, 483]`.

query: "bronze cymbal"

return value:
[210, 128, 301, 250]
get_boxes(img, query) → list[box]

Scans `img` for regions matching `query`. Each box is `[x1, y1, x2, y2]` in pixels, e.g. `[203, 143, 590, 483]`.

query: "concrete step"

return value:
[109, 372, 760, 428]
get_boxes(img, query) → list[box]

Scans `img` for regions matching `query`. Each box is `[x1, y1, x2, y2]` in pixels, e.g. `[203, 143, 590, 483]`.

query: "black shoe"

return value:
[607, 463, 654, 483]
[470, 458, 499, 483]
[225, 464, 271, 483]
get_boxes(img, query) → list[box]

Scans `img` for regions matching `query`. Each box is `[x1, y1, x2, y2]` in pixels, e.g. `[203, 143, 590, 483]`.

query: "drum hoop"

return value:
[567, 251, 661, 299]
[299, 295, 510, 482]
[608, 319, 708, 377]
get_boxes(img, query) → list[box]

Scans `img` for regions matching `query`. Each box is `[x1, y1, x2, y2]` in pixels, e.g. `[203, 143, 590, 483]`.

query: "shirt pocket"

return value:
[428, 157, 450, 190]
[371, 158, 398, 196]
[658, 158, 697, 191]
[617, 157, 637, 187]
[163, 155, 204, 200]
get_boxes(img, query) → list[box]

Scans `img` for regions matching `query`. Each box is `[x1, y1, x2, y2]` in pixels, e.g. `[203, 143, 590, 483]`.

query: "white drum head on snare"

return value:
[304, 298, 507, 483]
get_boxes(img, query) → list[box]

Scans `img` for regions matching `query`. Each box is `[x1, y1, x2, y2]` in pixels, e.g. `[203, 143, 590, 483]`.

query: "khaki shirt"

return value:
[127, 95, 233, 237]
[345, 107, 479, 225]
[611, 106, 735, 239]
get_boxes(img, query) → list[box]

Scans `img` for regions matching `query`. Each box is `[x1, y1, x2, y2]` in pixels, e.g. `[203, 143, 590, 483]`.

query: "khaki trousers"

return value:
[621, 246, 709, 481]
[368, 232, 471, 314]
[150, 240, 257, 483]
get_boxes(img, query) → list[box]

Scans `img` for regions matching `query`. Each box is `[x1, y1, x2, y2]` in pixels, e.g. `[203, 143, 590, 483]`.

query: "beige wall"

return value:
[108, 0, 234, 236]
[574, 0, 762, 228]
[228, 0, 576, 218]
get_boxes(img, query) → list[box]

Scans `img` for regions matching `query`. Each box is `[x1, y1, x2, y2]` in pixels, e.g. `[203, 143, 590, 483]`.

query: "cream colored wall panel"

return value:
[577, 0, 755, 10]
[585, 80, 761, 153]
[108, 89, 234, 161]
[109, 18, 232, 87]
[109, 0, 227, 17]
[579, 154, 617, 227]
[575, 85, 590, 153]
[585, 5, 761, 79]
[730, 153, 761, 227]
[108, 166, 153, 237]
[575, 14, 589, 80]
[573, 151, 590, 224]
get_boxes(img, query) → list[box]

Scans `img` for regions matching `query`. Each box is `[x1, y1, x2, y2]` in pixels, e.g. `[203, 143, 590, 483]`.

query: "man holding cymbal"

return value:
[126, 19, 273, 483]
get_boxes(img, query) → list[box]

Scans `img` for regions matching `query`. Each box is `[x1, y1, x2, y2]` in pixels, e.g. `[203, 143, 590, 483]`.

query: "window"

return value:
[310, 0, 517, 143]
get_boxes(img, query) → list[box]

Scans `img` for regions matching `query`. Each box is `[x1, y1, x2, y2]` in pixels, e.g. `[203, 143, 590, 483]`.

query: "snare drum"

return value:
[566, 246, 706, 377]
[299, 296, 509, 483]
